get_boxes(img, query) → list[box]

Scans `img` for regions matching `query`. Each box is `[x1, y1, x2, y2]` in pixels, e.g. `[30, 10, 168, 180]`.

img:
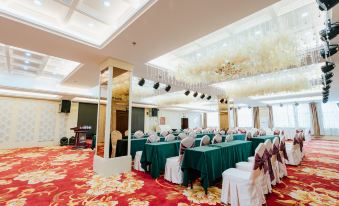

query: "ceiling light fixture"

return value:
[153, 82, 160, 89]
[320, 44, 339, 58]
[184, 90, 190, 96]
[301, 12, 309, 17]
[224, 99, 228, 104]
[220, 99, 224, 103]
[322, 79, 332, 86]
[320, 22, 339, 41]
[103, 0, 111, 7]
[24, 60, 30, 64]
[321, 61, 335, 73]
[24, 52, 31, 57]
[316, 0, 339, 11]
[200, 94, 205, 99]
[206, 96, 211, 100]
[323, 85, 331, 91]
[88, 23, 94, 27]
[34, 0, 43, 6]
[165, 85, 171, 92]
[193, 92, 198, 97]
[325, 72, 334, 80]
[138, 78, 145, 86]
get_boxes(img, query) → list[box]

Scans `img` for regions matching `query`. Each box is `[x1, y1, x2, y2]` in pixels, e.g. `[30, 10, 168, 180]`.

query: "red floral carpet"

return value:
[0, 140, 338, 206]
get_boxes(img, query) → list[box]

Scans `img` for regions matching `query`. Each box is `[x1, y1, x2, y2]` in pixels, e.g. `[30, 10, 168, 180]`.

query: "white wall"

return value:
[0, 96, 78, 149]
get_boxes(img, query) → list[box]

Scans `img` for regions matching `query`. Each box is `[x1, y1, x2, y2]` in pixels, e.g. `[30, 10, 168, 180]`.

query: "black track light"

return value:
[323, 99, 328, 103]
[316, 0, 339, 11]
[165, 85, 171, 92]
[322, 79, 333, 86]
[193, 92, 198, 97]
[200, 94, 205, 99]
[184, 90, 190, 96]
[320, 22, 339, 41]
[138, 78, 145, 86]
[325, 72, 334, 80]
[323, 90, 330, 95]
[323, 94, 329, 98]
[206, 96, 211, 100]
[320, 44, 339, 59]
[225, 100, 228, 104]
[321, 62, 335, 73]
[153, 82, 160, 89]
[220, 99, 224, 103]
[323, 85, 331, 90]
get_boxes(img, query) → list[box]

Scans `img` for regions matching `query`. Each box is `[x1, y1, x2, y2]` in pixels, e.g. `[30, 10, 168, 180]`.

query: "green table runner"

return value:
[140, 138, 201, 179]
[181, 146, 223, 193]
[250, 135, 277, 155]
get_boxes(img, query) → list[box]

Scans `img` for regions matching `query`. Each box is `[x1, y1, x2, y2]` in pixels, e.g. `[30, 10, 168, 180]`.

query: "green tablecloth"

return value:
[209, 140, 252, 170]
[115, 137, 165, 158]
[250, 135, 277, 155]
[140, 138, 201, 179]
[232, 134, 246, 140]
[181, 146, 223, 193]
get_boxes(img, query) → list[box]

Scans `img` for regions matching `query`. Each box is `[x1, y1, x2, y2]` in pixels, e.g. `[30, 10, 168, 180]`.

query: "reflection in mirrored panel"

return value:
[96, 67, 131, 158]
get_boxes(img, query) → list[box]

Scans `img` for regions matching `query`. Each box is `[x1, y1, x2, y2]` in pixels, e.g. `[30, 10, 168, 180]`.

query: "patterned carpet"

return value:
[0, 140, 338, 206]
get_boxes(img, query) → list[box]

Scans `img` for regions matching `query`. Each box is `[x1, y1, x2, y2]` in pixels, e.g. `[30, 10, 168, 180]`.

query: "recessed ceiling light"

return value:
[196, 53, 201, 57]
[302, 12, 308, 18]
[34, 0, 43, 6]
[255, 31, 261, 35]
[23, 66, 28, 70]
[88, 23, 94, 27]
[222, 43, 228, 47]
[103, 0, 111, 7]
[24, 60, 30, 64]
[24, 52, 31, 57]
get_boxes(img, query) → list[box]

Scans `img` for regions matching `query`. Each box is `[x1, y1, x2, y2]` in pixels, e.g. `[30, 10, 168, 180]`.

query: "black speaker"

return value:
[60, 100, 71, 113]
[151, 108, 159, 117]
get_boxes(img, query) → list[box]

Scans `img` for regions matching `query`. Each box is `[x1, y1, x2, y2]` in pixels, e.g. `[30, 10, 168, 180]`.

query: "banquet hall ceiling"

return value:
[0, 0, 338, 108]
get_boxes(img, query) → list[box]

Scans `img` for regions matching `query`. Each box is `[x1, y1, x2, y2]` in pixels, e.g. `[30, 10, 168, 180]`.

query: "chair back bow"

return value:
[293, 136, 303, 152]
[253, 152, 268, 173]
[179, 137, 195, 155]
[272, 144, 283, 163]
[263, 149, 275, 181]
[279, 141, 288, 160]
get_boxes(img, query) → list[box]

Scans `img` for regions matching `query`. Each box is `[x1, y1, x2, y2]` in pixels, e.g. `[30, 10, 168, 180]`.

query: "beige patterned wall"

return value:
[0, 96, 78, 149]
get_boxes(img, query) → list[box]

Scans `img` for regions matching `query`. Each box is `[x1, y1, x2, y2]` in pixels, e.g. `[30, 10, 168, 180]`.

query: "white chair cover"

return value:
[164, 137, 195, 184]
[165, 134, 176, 142]
[246, 131, 252, 140]
[225, 134, 233, 142]
[212, 134, 222, 144]
[124, 130, 129, 136]
[271, 137, 281, 185]
[134, 134, 160, 172]
[178, 132, 187, 140]
[134, 130, 144, 139]
[111, 130, 122, 158]
[168, 129, 173, 134]
[220, 130, 226, 135]
[161, 131, 169, 137]
[285, 133, 302, 165]
[189, 131, 197, 138]
[221, 143, 266, 206]
[278, 136, 288, 177]
[146, 134, 160, 143]
[200, 135, 210, 146]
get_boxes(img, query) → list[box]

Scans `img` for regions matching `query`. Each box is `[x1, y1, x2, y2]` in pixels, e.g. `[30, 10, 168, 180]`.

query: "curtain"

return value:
[268, 106, 274, 129]
[233, 108, 238, 128]
[253, 107, 260, 129]
[202, 113, 207, 128]
[310, 103, 320, 136]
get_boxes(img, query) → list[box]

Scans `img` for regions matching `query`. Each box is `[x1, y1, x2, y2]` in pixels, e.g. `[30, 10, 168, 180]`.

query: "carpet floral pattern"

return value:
[0, 140, 338, 206]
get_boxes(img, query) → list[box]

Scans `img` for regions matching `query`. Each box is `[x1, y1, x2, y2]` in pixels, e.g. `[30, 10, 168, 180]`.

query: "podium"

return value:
[71, 126, 89, 149]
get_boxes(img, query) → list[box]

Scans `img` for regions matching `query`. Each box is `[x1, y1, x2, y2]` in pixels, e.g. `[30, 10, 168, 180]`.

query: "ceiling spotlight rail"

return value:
[316, 0, 338, 103]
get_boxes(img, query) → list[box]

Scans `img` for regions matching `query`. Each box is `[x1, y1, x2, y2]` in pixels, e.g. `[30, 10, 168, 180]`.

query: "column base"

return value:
[93, 155, 132, 177]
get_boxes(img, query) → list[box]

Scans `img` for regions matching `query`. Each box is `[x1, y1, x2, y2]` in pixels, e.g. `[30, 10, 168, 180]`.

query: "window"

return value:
[272, 104, 295, 128]
[229, 109, 235, 128]
[259, 107, 269, 129]
[238, 107, 253, 128]
[320, 102, 339, 135]
[207, 112, 219, 128]
[296, 103, 311, 128]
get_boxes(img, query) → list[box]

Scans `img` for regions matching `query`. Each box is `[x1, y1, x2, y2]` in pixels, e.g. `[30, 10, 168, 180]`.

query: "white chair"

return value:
[220, 130, 226, 135]
[235, 143, 270, 195]
[246, 131, 252, 140]
[225, 134, 233, 142]
[212, 134, 222, 144]
[134, 130, 144, 139]
[278, 136, 288, 177]
[110, 130, 122, 158]
[285, 134, 302, 166]
[221, 143, 266, 206]
[178, 133, 187, 140]
[124, 130, 129, 137]
[200, 135, 210, 146]
[189, 131, 197, 138]
[134, 135, 160, 172]
[165, 133, 176, 142]
[168, 129, 173, 134]
[161, 131, 169, 137]
[164, 136, 195, 184]
[271, 137, 281, 185]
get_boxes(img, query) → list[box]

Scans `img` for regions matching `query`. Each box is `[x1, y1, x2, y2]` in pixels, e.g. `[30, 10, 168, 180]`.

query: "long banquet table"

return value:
[181, 140, 252, 193]
[250, 135, 277, 155]
[140, 138, 202, 179]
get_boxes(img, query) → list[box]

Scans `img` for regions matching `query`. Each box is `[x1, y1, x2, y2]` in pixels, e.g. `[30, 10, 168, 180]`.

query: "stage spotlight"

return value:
[320, 44, 338, 59]
[325, 72, 334, 80]
[220, 99, 224, 103]
[193, 92, 198, 97]
[316, 0, 339, 11]
[320, 22, 339, 41]
[184, 90, 190, 96]
[322, 79, 333, 86]
[206, 96, 211, 100]
[165, 85, 171, 92]
[153, 82, 160, 89]
[200, 94, 205, 99]
[138, 78, 145, 86]
[321, 62, 335, 73]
